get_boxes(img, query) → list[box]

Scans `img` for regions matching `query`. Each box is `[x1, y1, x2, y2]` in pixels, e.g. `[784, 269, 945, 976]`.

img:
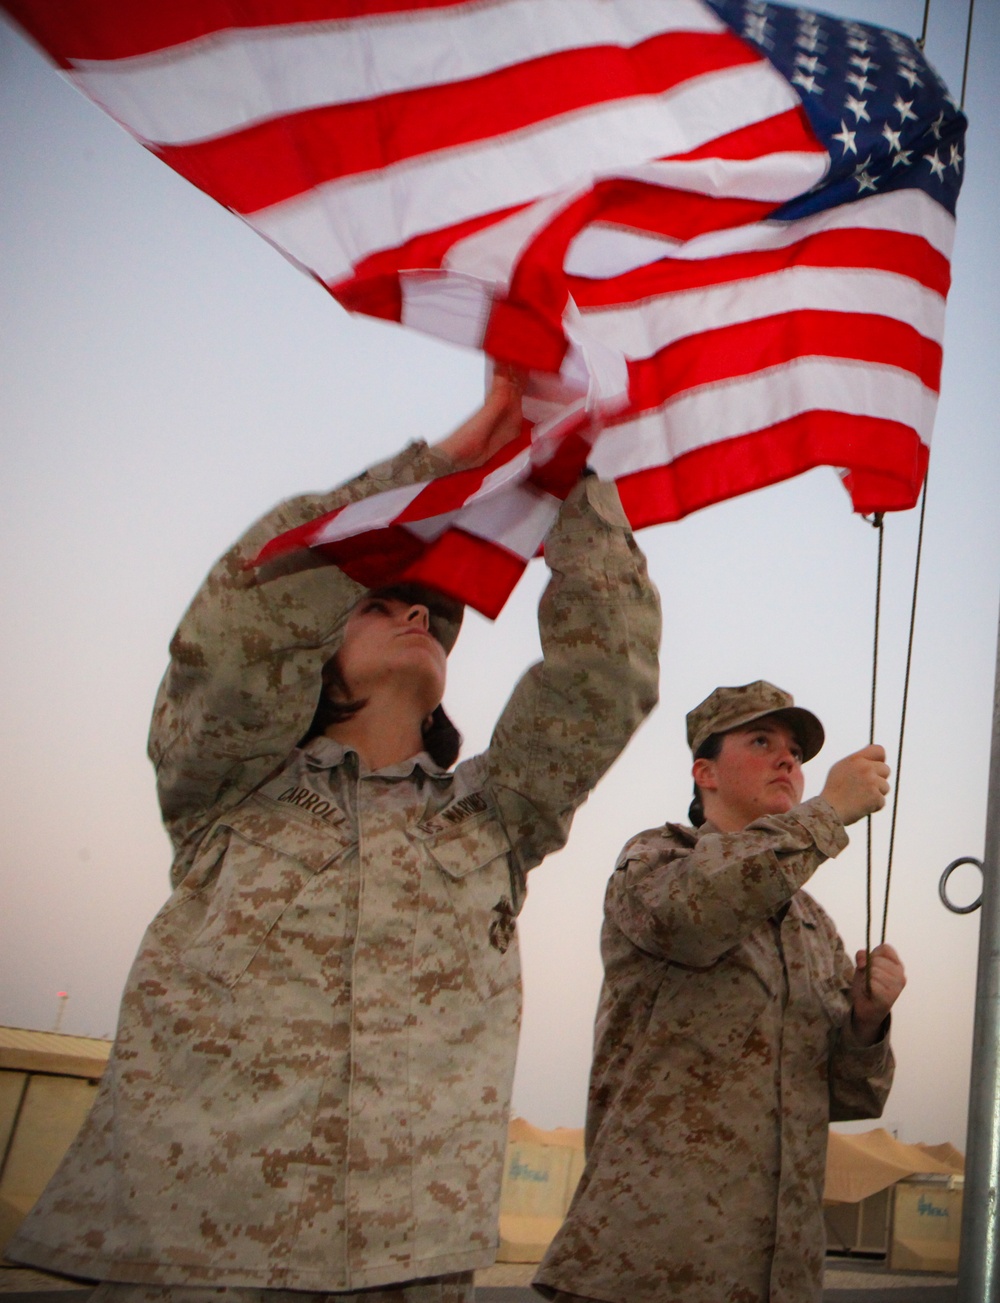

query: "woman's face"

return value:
[692, 718, 805, 832]
[337, 593, 447, 714]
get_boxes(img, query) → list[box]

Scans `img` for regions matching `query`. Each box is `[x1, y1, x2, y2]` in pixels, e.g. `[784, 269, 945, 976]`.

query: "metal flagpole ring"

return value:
[938, 856, 984, 914]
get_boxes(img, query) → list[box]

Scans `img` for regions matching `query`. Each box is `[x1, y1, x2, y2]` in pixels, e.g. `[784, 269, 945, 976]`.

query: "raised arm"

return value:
[606, 798, 849, 967]
[149, 441, 452, 868]
[485, 475, 661, 874]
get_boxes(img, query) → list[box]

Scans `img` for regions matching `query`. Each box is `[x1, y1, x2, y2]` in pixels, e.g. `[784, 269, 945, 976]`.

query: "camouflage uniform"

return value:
[535, 799, 894, 1303]
[7, 443, 660, 1296]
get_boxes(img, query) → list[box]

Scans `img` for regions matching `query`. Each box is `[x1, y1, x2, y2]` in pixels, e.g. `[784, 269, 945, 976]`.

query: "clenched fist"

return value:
[820, 744, 891, 826]
[851, 944, 906, 1045]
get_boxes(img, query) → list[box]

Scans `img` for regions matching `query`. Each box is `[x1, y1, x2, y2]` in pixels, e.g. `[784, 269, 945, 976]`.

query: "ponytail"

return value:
[688, 732, 724, 827]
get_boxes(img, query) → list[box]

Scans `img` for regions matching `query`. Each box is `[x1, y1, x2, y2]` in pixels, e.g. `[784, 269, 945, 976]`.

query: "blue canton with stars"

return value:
[703, 0, 967, 219]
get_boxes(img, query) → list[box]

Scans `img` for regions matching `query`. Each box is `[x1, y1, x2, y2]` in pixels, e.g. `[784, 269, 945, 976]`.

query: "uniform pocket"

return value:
[421, 812, 522, 1000]
[152, 802, 355, 988]
[815, 970, 852, 1029]
[655, 956, 773, 1060]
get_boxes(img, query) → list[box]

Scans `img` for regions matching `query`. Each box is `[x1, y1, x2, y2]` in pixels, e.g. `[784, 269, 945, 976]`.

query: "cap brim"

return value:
[366, 582, 464, 653]
[720, 705, 825, 762]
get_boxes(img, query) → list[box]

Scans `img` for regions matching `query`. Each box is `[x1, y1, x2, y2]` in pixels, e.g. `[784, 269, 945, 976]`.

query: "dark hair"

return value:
[420, 703, 462, 769]
[688, 732, 724, 827]
[301, 655, 462, 769]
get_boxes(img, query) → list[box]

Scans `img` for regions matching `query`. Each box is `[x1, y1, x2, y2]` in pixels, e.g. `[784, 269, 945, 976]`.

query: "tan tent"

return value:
[497, 1118, 584, 1263]
[496, 1121, 968, 1266]
[824, 1128, 958, 1205]
[0, 1025, 111, 1255]
[822, 1129, 965, 1270]
[914, 1141, 964, 1174]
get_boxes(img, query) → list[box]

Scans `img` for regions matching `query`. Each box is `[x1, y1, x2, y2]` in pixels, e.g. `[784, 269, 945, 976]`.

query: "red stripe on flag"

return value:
[309, 524, 428, 586]
[567, 111, 825, 244]
[843, 456, 931, 514]
[308, 521, 528, 619]
[615, 411, 928, 527]
[393, 432, 533, 522]
[330, 204, 530, 321]
[252, 510, 349, 567]
[673, 105, 823, 163]
[154, 31, 755, 213]
[3, 0, 475, 63]
[332, 111, 823, 320]
[624, 311, 943, 407]
[570, 227, 950, 304]
[582, 181, 777, 245]
[483, 299, 569, 373]
[396, 527, 529, 620]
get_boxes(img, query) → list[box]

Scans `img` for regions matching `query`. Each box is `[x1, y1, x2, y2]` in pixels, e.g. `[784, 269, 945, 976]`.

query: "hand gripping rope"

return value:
[867, 0, 980, 969]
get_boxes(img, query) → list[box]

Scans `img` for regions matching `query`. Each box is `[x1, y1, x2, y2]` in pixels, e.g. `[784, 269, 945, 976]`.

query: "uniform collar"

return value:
[300, 734, 451, 779]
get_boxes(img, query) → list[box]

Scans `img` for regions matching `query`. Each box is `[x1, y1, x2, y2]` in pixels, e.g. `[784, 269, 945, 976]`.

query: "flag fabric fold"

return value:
[5, 0, 966, 616]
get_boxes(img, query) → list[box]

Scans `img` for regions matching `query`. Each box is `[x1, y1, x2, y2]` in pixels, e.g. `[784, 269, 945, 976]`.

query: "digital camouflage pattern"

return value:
[87, 1274, 474, 1303]
[7, 445, 660, 1294]
[535, 799, 894, 1303]
[685, 681, 825, 764]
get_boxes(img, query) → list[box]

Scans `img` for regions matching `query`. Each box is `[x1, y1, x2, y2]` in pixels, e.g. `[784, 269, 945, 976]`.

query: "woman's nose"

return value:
[406, 604, 430, 629]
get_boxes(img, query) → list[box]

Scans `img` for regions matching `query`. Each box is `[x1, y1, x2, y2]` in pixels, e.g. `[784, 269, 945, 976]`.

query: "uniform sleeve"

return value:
[485, 476, 661, 874]
[149, 442, 451, 869]
[828, 939, 896, 1121]
[607, 798, 849, 966]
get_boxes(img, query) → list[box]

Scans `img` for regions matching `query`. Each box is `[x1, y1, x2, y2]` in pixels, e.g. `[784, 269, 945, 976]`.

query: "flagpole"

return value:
[957, 600, 1000, 1302]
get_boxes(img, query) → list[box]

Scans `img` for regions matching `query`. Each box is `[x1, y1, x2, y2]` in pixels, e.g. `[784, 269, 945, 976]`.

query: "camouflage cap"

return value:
[686, 680, 825, 762]
[364, 582, 464, 653]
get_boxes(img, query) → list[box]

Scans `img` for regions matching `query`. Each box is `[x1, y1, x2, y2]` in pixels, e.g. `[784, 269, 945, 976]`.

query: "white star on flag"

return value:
[4, 0, 965, 616]
[853, 159, 878, 194]
[744, 15, 769, 42]
[926, 150, 947, 181]
[792, 71, 821, 94]
[846, 72, 875, 95]
[833, 121, 858, 155]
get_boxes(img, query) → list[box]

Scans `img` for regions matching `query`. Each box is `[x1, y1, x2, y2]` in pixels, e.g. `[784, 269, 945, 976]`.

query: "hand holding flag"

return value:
[3, 0, 966, 615]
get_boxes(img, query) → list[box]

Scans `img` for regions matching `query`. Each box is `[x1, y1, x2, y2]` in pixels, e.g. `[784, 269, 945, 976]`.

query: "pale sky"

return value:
[1, 0, 998, 1152]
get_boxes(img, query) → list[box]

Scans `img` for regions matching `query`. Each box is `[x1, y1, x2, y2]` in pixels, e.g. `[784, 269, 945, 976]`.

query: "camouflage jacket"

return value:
[536, 799, 894, 1303]
[8, 444, 660, 1292]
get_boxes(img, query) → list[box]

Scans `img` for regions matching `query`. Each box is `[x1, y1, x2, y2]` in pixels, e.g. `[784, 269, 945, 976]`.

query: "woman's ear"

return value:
[692, 756, 718, 792]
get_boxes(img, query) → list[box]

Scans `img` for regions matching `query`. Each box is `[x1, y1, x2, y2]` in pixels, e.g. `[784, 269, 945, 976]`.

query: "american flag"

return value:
[5, 0, 965, 617]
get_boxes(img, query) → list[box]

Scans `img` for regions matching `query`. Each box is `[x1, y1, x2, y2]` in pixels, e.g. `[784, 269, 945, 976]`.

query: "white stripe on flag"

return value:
[589, 357, 938, 478]
[443, 189, 585, 289]
[306, 481, 427, 546]
[566, 188, 956, 278]
[250, 61, 804, 283]
[400, 273, 495, 351]
[581, 265, 947, 360]
[608, 150, 829, 203]
[68, 0, 725, 146]
[449, 483, 562, 559]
